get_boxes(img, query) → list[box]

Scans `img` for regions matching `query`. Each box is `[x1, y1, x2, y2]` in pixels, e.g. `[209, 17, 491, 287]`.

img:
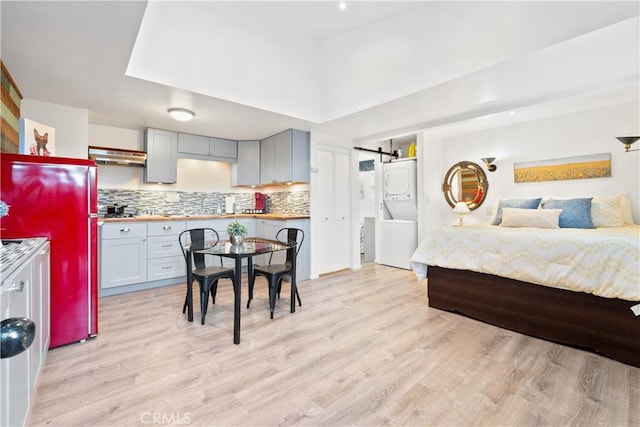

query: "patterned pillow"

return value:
[541, 198, 594, 229]
[500, 208, 561, 229]
[619, 193, 635, 225]
[591, 194, 624, 227]
[491, 198, 542, 225]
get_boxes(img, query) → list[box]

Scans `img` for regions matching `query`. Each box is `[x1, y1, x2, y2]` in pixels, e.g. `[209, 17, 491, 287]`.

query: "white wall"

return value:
[421, 101, 640, 230]
[21, 99, 88, 159]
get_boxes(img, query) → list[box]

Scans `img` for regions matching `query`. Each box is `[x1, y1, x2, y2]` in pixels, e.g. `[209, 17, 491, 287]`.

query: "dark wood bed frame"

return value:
[427, 266, 640, 368]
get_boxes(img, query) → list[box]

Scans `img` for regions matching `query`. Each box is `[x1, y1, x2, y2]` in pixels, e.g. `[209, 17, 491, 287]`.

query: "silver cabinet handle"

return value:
[161, 244, 173, 248]
[161, 266, 172, 270]
[120, 228, 130, 232]
[6, 280, 25, 292]
[162, 225, 172, 230]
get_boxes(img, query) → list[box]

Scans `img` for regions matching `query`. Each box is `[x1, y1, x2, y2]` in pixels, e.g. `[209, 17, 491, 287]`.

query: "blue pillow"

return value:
[541, 198, 594, 229]
[492, 198, 542, 225]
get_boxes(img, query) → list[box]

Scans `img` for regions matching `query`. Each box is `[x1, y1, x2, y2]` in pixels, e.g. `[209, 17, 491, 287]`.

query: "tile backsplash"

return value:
[98, 189, 310, 217]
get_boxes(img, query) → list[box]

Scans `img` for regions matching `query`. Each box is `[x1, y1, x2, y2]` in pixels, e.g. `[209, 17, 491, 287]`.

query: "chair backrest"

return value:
[274, 227, 304, 267]
[178, 228, 220, 270]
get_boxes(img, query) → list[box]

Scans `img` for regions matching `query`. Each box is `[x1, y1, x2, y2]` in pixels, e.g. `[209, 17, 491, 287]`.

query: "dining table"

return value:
[184, 237, 297, 344]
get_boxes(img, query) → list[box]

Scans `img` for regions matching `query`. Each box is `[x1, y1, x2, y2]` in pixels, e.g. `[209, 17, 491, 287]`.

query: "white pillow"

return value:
[619, 192, 634, 225]
[500, 207, 562, 229]
[591, 194, 624, 227]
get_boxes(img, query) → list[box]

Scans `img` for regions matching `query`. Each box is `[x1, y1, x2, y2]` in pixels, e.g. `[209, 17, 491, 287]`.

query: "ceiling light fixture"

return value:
[338, 1, 347, 11]
[168, 108, 195, 121]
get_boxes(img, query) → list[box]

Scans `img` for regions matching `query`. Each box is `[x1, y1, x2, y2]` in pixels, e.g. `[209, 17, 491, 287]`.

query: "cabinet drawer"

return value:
[102, 222, 147, 239]
[148, 220, 186, 236]
[148, 236, 183, 258]
[148, 256, 185, 281]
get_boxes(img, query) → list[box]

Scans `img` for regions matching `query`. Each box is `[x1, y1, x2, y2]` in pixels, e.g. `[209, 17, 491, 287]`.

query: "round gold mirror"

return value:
[442, 161, 488, 210]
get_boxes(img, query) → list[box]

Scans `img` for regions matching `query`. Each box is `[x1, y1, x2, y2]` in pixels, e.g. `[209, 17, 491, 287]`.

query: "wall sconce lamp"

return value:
[616, 136, 640, 153]
[168, 108, 195, 121]
[453, 202, 471, 227]
[481, 157, 497, 172]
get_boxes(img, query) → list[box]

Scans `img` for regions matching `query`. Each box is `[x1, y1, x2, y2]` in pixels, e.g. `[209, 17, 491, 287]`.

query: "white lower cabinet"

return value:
[1, 240, 50, 427]
[100, 222, 148, 289]
[98, 218, 308, 294]
[256, 219, 286, 265]
[1, 266, 30, 427]
[29, 246, 50, 389]
[100, 221, 190, 292]
[255, 219, 310, 280]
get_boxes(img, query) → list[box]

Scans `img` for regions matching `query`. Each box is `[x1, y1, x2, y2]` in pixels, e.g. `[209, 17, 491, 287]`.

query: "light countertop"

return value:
[0, 238, 48, 285]
[100, 213, 310, 223]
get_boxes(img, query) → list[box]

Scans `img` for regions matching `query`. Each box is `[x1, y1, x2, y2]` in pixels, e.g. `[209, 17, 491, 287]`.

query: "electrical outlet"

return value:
[166, 193, 180, 202]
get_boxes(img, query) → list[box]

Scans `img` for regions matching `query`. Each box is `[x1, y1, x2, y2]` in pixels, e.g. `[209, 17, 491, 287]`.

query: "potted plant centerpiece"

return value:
[227, 220, 248, 245]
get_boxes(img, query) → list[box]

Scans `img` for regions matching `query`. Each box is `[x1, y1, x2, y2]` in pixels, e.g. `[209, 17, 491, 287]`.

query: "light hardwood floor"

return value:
[28, 263, 639, 426]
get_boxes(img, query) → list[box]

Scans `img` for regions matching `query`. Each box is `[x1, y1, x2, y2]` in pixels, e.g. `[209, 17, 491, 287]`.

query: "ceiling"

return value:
[1, 1, 638, 146]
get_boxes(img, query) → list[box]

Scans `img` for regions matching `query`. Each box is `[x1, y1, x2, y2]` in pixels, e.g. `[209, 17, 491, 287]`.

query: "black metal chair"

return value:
[247, 228, 304, 319]
[178, 228, 235, 325]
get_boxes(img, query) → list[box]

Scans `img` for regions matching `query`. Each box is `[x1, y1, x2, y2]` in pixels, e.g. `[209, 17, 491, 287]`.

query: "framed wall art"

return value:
[19, 117, 56, 156]
[514, 153, 611, 183]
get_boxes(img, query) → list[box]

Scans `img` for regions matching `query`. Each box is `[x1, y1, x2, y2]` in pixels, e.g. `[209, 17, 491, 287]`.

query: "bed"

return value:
[410, 220, 640, 368]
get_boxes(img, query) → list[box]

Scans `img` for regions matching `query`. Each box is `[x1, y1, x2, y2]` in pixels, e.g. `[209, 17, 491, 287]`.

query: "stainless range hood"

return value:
[88, 146, 147, 167]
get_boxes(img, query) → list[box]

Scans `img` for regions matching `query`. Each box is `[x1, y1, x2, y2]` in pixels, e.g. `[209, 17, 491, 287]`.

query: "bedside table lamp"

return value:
[453, 202, 471, 226]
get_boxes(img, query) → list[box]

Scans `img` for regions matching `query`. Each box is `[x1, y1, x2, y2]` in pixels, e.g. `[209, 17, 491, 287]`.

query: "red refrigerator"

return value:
[1, 153, 98, 348]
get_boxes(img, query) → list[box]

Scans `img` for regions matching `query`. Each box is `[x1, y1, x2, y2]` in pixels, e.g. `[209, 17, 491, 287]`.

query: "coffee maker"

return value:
[254, 192, 266, 213]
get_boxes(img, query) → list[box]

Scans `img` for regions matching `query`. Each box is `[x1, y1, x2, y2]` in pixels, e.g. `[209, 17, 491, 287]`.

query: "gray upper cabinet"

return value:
[178, 132, 238, 160]
[145, 128, 177, 184]
[210, 137, 238, 159]
[231, 140, 260, 186]
[260, 135, 276, 184]
[178, 133, 209, 156]
[260, 129, 310, 185]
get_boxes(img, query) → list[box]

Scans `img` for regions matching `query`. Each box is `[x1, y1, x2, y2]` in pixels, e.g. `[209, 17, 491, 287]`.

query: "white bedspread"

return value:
[410, 225, 640, 301]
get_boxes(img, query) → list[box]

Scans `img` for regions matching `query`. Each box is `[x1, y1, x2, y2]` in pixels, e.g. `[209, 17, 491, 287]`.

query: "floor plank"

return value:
[28, 263, 639, 426]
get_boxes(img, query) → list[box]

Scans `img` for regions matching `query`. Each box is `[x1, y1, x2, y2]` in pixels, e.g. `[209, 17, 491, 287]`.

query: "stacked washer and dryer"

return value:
[379, 158, 418, 269]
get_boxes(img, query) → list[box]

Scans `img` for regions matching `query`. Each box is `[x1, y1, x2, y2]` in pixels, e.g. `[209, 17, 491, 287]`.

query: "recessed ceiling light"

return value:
[338, 1, 347, 11]
[168, 108, 195, 121]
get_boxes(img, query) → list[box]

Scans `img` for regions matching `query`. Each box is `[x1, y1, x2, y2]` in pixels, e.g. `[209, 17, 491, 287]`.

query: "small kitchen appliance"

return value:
[225, 196, 235, 214]
[254, 192, 266, 213]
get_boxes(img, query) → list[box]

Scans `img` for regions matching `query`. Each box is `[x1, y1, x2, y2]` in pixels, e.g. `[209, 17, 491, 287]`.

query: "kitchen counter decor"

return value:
[227, 220, 248, 245]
